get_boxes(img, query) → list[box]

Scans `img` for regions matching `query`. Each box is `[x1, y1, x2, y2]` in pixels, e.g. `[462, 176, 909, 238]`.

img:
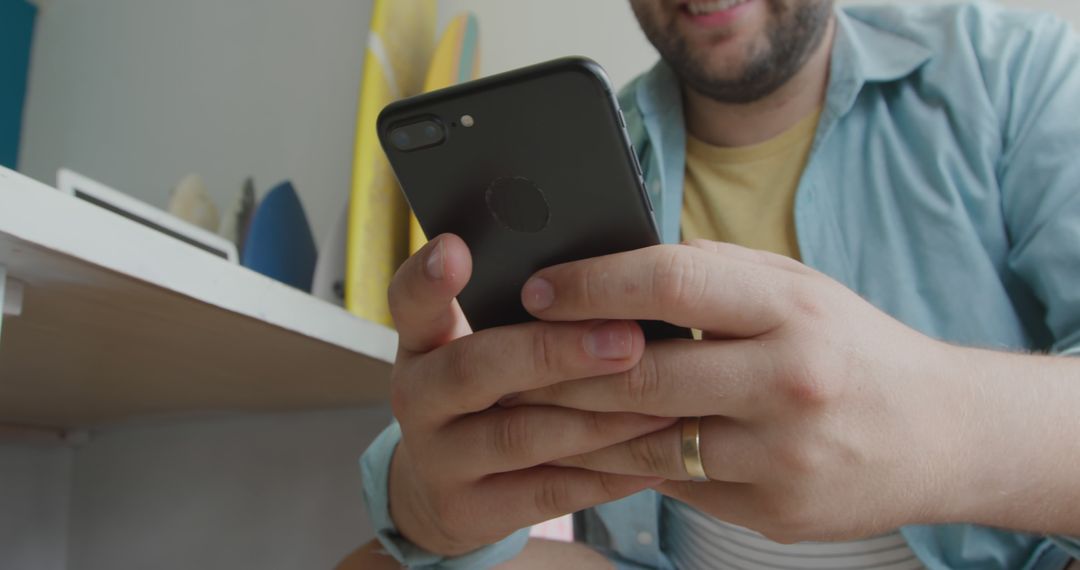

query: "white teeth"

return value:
[686, 0, 749, 16]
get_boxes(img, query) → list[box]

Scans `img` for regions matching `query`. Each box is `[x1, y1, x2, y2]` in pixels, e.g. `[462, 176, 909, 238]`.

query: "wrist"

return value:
[387, 447, 477, 558]
[906, 340, 981, 525]
[930, 345, 1080, 534]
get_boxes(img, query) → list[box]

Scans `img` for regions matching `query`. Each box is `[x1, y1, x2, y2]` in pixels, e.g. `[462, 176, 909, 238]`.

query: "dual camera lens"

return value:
[389, 119, 445, 152]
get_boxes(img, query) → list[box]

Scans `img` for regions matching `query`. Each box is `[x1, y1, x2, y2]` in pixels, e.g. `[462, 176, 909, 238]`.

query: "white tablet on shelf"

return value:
[56, 168, 238, 263]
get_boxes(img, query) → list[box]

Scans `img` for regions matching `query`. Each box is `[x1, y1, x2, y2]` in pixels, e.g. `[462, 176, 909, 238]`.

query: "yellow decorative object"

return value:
[345, 0, 437, 326]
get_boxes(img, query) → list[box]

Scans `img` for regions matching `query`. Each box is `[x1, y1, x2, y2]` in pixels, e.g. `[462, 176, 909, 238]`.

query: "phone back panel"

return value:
[379, 58, 662, 332]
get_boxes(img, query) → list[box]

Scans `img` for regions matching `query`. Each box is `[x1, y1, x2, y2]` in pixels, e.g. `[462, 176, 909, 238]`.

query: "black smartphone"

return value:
[378, 57, 688, 339]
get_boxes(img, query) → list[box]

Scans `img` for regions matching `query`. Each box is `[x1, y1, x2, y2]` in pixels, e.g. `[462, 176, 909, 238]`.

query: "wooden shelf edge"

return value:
[0, 167, 398, 365]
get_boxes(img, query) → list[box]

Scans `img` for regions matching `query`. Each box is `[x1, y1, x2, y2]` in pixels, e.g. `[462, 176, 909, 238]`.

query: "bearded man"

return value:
[344, 2, 1080, 569]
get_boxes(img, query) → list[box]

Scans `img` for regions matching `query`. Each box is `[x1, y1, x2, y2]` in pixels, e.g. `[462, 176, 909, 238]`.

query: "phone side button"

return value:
[639, 176, 655, 212]
[617, 109, 626, 128]
[630, 150, 643, 177]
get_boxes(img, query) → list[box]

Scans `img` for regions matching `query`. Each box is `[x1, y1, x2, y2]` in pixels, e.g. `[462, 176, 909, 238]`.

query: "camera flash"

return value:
[460, 114, 475, 128]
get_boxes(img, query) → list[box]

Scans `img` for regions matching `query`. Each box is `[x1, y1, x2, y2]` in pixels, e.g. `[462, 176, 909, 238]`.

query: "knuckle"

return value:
[530, 325, 562, 379]
[581, 264, 607, 309]
[787, 371, 832, 409]
[595, 471, 622, 500]
[533, 475, 573, 516]
[628, 434, 671, 476]
[446, 341, 478, 395]
[582, 411, 606, 438]
[778, 347, 835, 410]
[652, 248, 708, 311]
[621, 352, 663, 407]
[491, 410, 532, 461]
[787, 277, 830, 322]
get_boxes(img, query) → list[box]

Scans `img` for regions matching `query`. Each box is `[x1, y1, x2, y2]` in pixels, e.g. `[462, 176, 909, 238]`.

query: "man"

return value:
[344, 1, 1080, 568]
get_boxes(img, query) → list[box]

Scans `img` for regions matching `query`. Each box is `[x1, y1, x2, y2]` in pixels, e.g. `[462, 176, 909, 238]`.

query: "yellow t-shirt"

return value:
[681, 110, 822, 260]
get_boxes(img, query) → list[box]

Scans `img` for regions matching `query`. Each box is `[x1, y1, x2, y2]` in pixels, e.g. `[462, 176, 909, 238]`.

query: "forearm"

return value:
[947, 345, 1080, 536]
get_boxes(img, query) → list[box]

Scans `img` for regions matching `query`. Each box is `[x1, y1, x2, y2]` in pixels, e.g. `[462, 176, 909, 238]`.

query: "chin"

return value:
[689, 38, 762, 83]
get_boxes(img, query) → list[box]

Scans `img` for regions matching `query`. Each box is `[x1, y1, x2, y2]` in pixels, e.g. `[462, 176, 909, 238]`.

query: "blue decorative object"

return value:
[0, 0, 36, 169]
[241, 181, 318, 291]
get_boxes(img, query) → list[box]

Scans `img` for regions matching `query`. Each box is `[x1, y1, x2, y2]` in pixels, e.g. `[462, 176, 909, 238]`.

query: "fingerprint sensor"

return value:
[484, 176, 550, 233]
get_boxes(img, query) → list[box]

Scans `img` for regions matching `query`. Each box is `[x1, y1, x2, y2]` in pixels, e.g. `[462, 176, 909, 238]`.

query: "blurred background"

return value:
[1, 1, 1077, 569]
[11, 0, 1077, 244]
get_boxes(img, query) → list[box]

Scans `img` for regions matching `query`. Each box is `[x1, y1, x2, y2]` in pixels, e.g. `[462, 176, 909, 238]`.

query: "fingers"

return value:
[442, 406, 678, 474]
[682, 239, 816, 277]
[477, 467, 664, 537]
[389, 234, 474, 354]
[506, 339, 779, 418]
[549, 416, 766, 483]
[521, 244, 795, 336]
[400, 319, 646, 419]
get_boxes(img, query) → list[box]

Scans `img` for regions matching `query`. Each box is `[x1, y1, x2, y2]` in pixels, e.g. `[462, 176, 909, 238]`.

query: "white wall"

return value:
[437, 0, 658, 90]
[66, 407, 392, 570]
[19, 0, 375, 244]
[0, 445, 71, 570]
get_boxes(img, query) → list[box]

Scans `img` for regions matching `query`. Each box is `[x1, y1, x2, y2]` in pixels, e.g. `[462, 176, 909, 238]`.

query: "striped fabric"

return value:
[662, 499, 924, 570]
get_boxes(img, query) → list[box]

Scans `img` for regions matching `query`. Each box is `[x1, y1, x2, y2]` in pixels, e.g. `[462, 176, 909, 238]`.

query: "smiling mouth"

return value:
[681, 0, 753, 16]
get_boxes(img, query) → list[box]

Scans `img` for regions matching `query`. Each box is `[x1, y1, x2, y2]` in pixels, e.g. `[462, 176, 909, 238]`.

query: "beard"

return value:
[634, 0, 834, 104]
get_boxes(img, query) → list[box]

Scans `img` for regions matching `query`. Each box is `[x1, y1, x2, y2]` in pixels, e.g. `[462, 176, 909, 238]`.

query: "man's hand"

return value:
[384, 234, 674, 557]
[507, 240, 1080, 542]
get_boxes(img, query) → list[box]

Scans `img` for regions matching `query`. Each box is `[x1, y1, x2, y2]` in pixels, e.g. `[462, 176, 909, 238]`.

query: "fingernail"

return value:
[522, 277, 555, 311]
[425, 240, 444, 281]
[497, 393, 520, 407]
[585, 321, 634, 360]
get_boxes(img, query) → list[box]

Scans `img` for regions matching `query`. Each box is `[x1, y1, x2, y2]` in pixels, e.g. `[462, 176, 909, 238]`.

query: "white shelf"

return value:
[0, 167, 397, 428]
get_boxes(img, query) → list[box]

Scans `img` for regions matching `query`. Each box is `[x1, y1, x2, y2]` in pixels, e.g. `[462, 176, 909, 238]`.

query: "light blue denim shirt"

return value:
[361, 3, 1080, 568]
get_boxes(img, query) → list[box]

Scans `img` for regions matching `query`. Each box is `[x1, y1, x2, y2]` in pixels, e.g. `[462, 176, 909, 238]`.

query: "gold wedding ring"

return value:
[681, 417, 709, 482]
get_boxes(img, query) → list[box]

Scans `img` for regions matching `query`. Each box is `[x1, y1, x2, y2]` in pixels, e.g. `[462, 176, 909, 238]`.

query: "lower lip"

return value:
[681, 0, 755, 28]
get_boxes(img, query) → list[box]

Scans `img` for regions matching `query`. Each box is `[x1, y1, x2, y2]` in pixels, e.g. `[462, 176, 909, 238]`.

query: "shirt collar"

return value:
[628, 7, 933, 244]
[837, 7, 932, 84]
